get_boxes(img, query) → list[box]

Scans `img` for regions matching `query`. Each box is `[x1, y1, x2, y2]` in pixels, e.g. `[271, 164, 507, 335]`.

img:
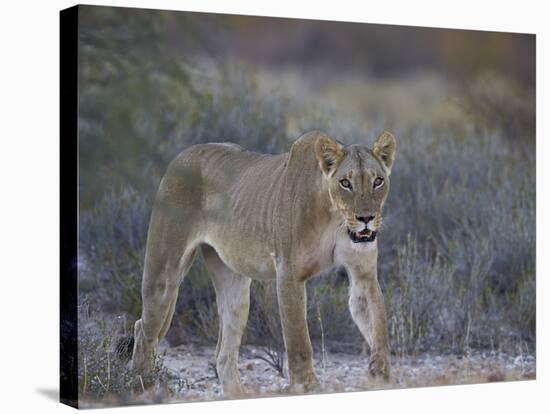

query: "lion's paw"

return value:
[284, 373, 321, 394]
[368, 354, 390, 380]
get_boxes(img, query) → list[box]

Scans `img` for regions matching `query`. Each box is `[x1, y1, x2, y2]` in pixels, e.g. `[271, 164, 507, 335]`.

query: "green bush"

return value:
[79, 187, 150, 319]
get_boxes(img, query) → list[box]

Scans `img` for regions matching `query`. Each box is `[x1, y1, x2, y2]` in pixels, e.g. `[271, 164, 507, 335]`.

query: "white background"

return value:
[0, 0, 547, 412]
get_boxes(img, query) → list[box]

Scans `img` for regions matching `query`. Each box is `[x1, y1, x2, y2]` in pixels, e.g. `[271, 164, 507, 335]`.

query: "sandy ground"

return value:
[155, 343, 536, 403]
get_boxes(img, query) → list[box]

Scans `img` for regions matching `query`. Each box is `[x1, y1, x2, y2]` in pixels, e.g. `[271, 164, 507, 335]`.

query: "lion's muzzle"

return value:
[348, 215, 378, 243]
[348, 228, 377, 243]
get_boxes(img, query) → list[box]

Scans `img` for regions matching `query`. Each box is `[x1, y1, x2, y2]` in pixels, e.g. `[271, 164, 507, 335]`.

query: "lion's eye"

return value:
[339, 178, 352, 191]
[373, 177, 384, 188]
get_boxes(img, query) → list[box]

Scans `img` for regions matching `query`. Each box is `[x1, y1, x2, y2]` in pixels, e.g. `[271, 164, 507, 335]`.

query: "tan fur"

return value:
[131, 131, 396, 395]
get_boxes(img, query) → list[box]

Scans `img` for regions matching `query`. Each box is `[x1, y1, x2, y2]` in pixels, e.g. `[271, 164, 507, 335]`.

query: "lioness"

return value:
[131, 131, 396, 395]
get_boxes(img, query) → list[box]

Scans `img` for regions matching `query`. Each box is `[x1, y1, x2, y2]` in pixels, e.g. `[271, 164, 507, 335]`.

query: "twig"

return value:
[95, 375, 108, 392]
[317, 305, 327, 371]
[138, 375, 145, 393]
[82, 356, 88, 393]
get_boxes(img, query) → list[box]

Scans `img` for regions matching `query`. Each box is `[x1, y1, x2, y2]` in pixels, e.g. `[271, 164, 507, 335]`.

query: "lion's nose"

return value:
[357, 215, 375, 224]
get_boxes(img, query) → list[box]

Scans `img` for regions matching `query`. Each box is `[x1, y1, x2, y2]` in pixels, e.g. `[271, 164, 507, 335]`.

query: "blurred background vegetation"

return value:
[76, 5, 535, 400]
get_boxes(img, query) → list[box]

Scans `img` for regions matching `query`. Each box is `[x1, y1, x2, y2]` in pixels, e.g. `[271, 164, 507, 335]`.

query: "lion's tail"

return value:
[115, 336, 135, 363]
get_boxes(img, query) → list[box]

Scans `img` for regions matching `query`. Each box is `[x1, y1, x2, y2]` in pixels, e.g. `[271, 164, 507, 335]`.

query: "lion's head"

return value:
[314, 132, 396, 244]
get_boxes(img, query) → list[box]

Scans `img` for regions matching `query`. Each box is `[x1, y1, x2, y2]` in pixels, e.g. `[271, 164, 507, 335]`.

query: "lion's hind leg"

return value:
[131, 242, 197, 374]
[203, 245, 251, 396]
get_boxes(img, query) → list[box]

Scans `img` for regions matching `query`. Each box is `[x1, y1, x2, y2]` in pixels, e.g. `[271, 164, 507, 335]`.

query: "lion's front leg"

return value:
[347, 265, 390, 380]
[276, 274, 319, 393]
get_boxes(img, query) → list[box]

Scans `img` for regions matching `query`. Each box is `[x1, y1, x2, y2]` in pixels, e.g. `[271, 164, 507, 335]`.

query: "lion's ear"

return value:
[314, 135, 345, 177]
[372, 132, 396, 175]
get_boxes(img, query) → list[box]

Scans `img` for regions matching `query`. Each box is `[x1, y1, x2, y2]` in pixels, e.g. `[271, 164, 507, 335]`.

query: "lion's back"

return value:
[157, 143, 285, 215]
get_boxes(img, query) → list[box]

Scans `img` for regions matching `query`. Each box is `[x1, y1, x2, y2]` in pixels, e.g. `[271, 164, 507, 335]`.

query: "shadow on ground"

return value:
[36, 388, 59, 402]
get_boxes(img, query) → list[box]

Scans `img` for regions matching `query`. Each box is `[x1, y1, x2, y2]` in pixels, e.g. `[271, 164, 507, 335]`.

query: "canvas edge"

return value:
[60, 4, 79, 409]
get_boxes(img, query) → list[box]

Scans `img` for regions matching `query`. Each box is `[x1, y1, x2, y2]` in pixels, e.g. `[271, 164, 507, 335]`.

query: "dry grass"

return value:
[79, 343, 535, 408]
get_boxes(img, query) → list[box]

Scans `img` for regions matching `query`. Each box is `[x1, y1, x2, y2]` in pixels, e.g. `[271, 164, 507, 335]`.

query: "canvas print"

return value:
[60, 4, 536, 408]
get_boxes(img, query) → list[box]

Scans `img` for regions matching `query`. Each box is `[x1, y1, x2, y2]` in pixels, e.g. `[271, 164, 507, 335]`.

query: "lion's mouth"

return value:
[348, 228, 377, 243]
